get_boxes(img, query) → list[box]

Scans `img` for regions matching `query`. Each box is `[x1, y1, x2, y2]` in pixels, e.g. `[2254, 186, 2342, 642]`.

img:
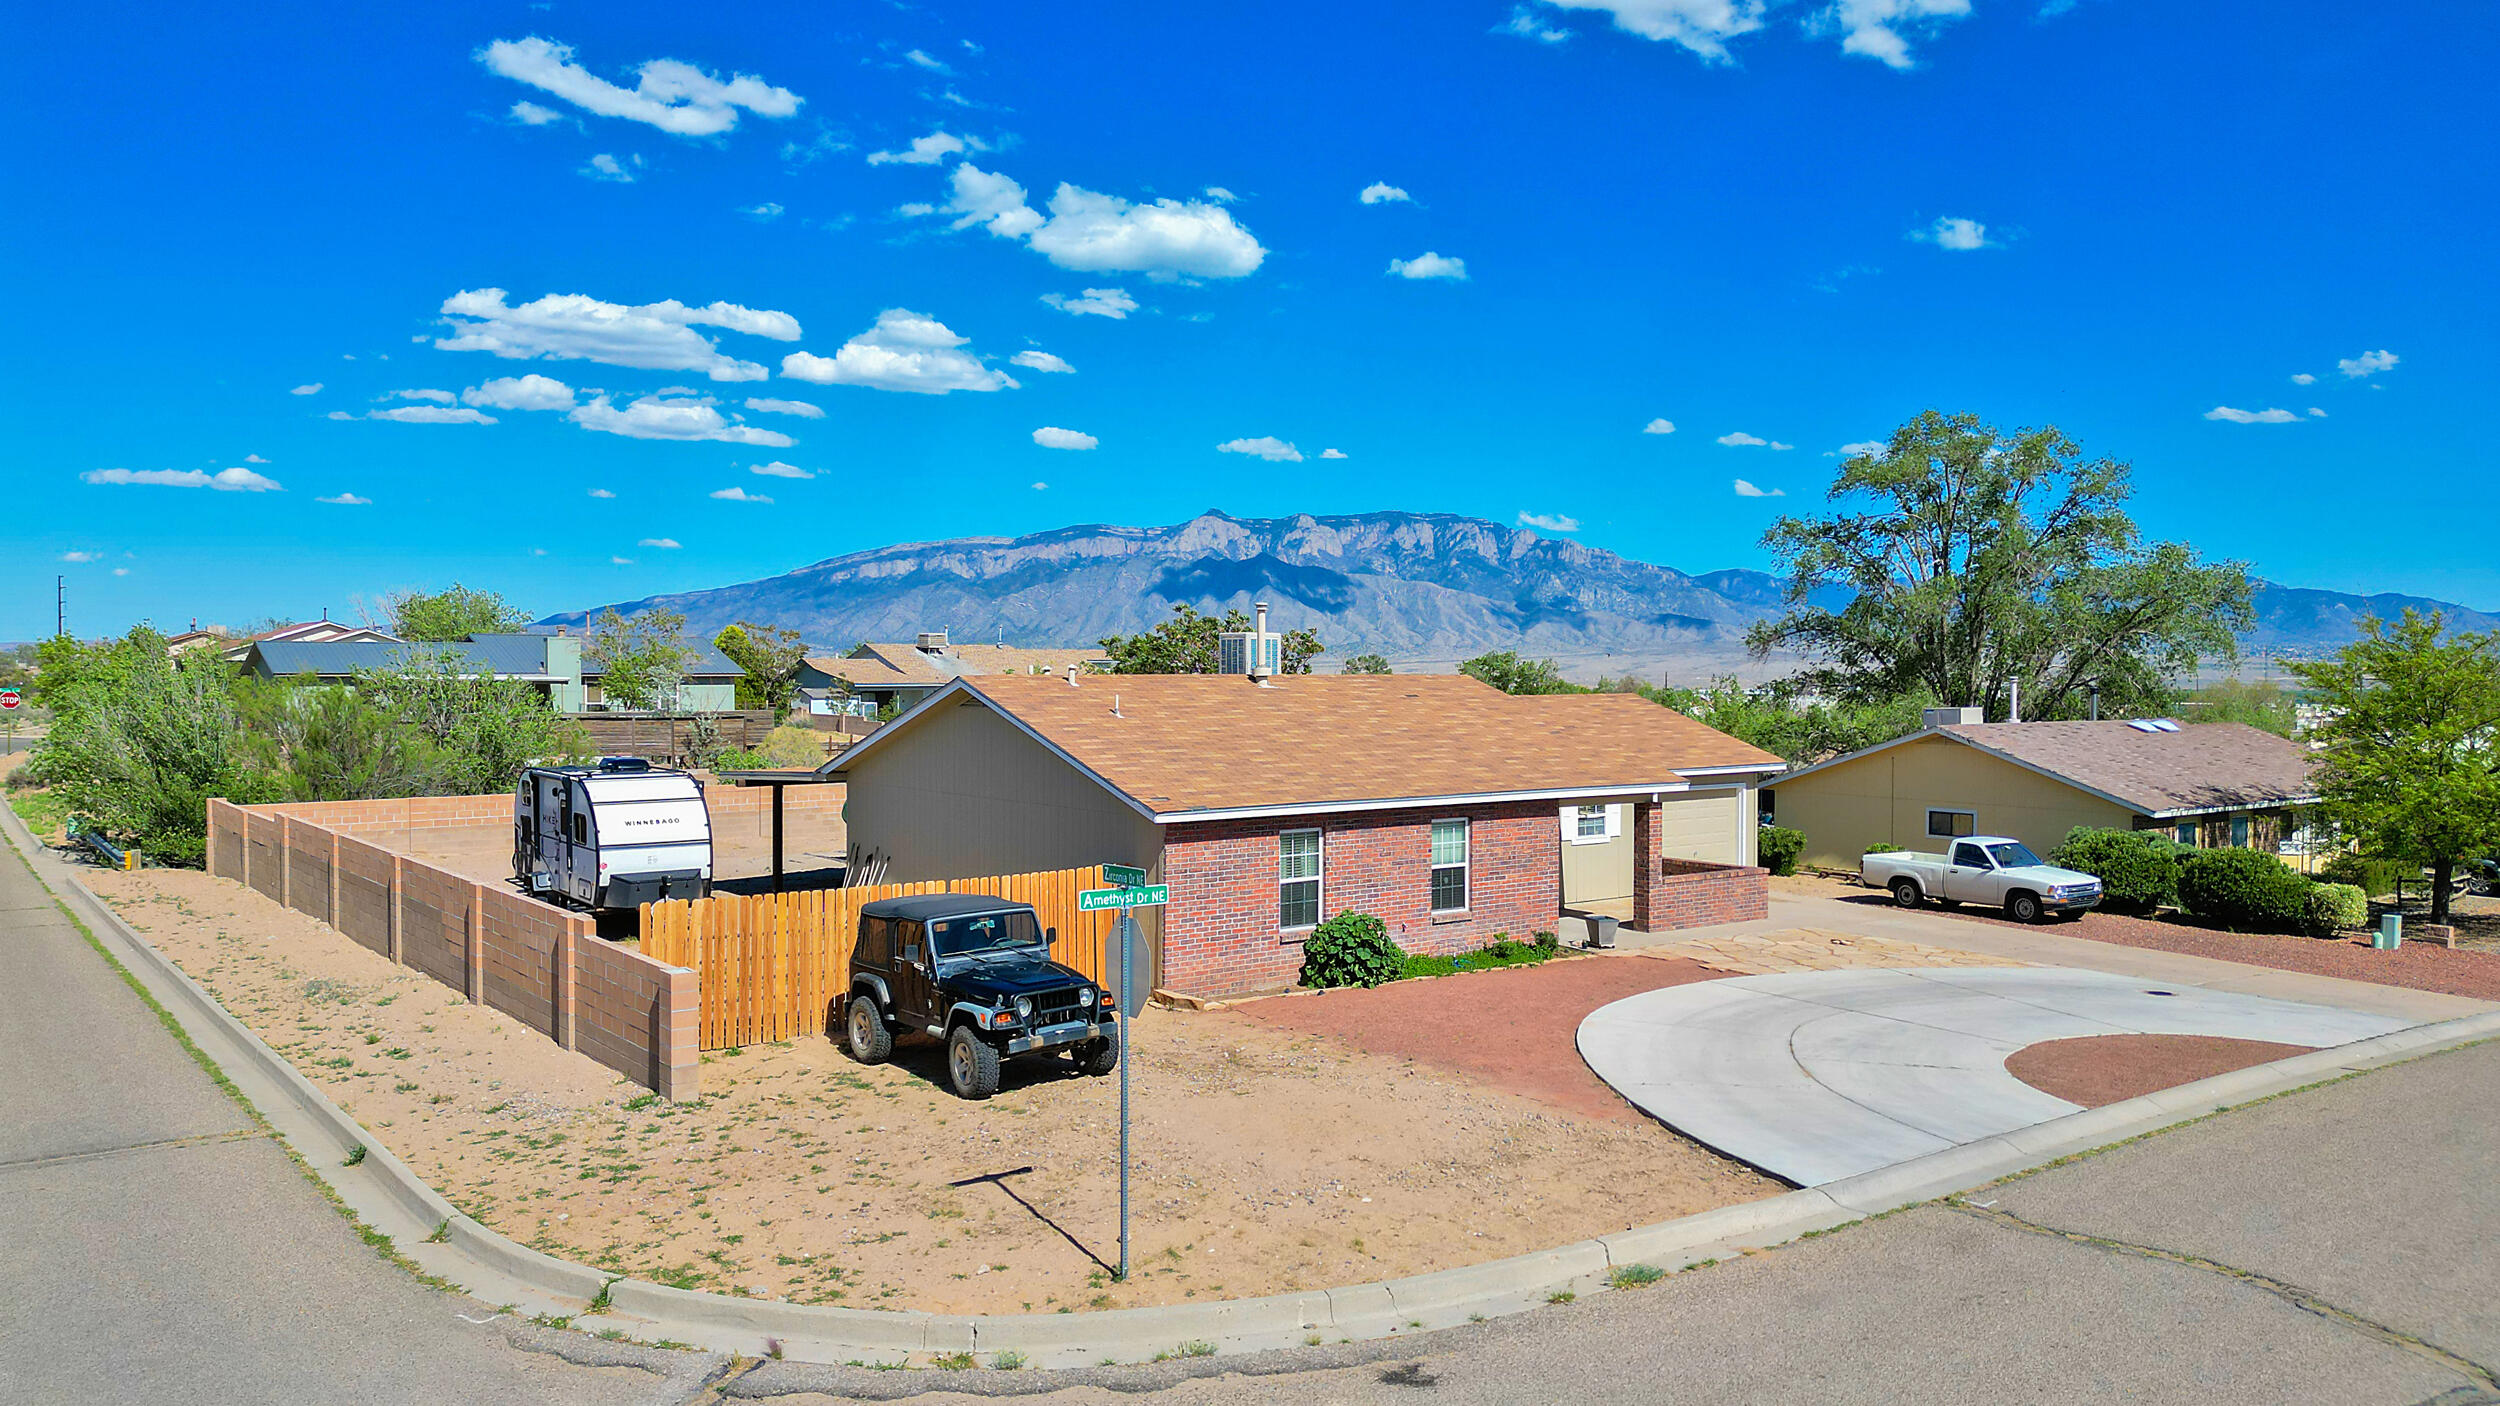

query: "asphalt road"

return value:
[3, 822, 2496, 1404]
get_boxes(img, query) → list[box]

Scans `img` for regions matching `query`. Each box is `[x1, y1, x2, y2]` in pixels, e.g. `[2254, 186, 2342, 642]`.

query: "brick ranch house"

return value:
[826, 672, 1784, 998]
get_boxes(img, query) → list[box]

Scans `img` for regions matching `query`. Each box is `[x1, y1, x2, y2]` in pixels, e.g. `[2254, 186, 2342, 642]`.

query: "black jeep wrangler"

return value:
[840, 893, 1120, 1100]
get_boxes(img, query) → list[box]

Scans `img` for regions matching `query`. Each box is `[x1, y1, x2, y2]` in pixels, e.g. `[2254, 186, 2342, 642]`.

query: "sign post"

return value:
[0, 689, 19, 757]
[1087, 867, 1166, 1281]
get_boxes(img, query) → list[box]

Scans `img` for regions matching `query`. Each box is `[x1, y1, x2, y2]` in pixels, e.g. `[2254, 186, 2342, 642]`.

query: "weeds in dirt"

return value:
[1608, 1263, 1666, 1288]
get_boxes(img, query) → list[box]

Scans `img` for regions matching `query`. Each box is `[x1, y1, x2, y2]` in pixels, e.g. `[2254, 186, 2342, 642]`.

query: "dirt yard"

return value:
[2005, 1034, 2319, 1108]
[81, 865, 1781, 1316]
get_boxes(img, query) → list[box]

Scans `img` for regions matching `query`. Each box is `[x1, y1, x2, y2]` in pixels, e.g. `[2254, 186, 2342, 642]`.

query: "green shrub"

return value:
[1300, 911, 1402, 988]
[2304, 882, 2369, 936]
[1757, 825, 1807, 876]
[2049, 827, 2182, 914]
[1864, 842, 1902, 855]
[1533, 929, 1559, 952]
[2177, 849, 2312, 933]
[2318, 853, 2415, 898]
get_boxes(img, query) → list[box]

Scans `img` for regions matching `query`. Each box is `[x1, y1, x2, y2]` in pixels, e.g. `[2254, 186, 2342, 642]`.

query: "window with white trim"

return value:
[1430, 819, 1469, 913]
[1279, 829, 1322, 930]
[1574, 804, 1608, 841]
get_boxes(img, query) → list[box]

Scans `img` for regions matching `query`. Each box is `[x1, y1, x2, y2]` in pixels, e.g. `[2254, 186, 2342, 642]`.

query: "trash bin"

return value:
[2374, 913, 2404, 950]
[1590, 914, 1619, 949]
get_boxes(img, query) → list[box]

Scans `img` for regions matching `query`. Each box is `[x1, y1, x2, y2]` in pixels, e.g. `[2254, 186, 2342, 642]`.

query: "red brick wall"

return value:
[1644, 857, 1771, 928]
[1160, 802, 1563, 998]
[575, 941, 698, 1098]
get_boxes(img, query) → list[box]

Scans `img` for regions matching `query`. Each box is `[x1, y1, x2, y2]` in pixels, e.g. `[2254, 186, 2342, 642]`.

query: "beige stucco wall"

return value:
[839, 698, 1166, 885]
[1560, 804, 1634, 906]
[1662, 786, 1755, 866]
[1770, 735, 2137, 870]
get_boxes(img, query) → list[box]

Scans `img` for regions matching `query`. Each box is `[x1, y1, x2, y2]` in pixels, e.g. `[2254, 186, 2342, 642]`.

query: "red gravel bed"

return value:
[2006, 1034, 2318, 1108]
[1227, 954, 1730, 1124]
[1932, 902, 2500, 1003]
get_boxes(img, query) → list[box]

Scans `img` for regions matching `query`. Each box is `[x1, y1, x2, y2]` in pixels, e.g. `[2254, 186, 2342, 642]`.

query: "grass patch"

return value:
[1607, 1262, 1667, 1288]
[1395, 933, 1564, 981]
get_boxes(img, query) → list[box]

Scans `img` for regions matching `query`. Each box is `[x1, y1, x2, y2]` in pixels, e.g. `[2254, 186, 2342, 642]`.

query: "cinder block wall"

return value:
[1160, 801, 1564, 998]
[203, 797, 698, 1099]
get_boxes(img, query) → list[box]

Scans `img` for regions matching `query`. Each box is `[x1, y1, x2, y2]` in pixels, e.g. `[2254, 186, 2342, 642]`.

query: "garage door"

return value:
[1656, 790, 1743, 864]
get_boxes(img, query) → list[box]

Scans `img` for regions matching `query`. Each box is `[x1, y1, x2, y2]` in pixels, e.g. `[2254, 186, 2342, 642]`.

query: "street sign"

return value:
[1079, 884, 1167, 912]
[1103, 863, 1147, 887]
[0, 689, 19, 710]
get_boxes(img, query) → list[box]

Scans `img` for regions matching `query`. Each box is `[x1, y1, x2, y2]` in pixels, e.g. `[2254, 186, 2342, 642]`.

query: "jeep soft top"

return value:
[841, 893, 1120, 1099]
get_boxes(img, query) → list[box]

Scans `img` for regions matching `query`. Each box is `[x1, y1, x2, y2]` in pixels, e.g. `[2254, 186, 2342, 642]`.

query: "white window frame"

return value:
[1279, 828, 1323, 931]
[1927, 808, 1977, 840]
[1564, 802, 1621, 846]
[1429, 818, 1470, 914]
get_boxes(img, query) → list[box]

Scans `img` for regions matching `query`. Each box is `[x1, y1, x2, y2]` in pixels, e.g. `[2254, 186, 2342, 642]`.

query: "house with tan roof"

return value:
[826, 671, 1784, 998]
[796, 630, 1111, 714]
[1767, 716, 2320, 871]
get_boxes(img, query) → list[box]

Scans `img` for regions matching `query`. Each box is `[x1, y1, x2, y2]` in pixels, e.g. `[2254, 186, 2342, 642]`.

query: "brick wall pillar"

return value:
[205, 800, 223, 879]
[658, 965, 701, 1101]
[466, 882, 488, 1004]
[327, 830, 342, 927]
[1630, 799, 1663, 932]
[557, 917, 583, 1051]
[279, 817, 296, 911]
[388, 855, 405, 964]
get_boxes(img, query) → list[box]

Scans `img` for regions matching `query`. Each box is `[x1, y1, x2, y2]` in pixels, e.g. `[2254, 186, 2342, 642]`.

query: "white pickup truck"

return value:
[1860, 836, 2103, 923]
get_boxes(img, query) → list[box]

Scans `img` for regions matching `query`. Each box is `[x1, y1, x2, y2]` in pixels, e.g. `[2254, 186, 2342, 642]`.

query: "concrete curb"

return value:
[9, 805, 2498, 1369]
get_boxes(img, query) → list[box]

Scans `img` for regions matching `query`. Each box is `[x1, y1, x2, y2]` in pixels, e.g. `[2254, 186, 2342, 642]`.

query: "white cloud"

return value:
[1643, 418, 1676, 435]
[570, 393, 795, 444]
[477, 37, 801, 137]
[612, 556, 634, 565]
[1319, 448, 1349, 459]
[318, 492, 373, 506]
[290, 382, 323, 396]
[1218, 436, 1302, 462]
[325, 411, 354, 421]
[2308, 407, 2328, 418]
[1495, 5, 1574, 41]
[779, 308, 1018, 394]
[868, 131, 967, 166]
[245, 454, 269, 463]
[742, 396, 823, 418]
[742, 202, 784, 221]
[436, 288, 798, 382]
[1040, 288, 1137, 319]
[1770, 441, 1794, 451]
[1733, 478, 1786, 497]
[1010, 350, 1076, 374]
[83, 466, 283, 493]
[2338, 348, 2398, 378]
[582, 152, 640, 183]
[749, 461, 814, 478]
[588, 488, 616, 498]
[2204, 405, 2300, 424]
[60, 551, 101, 563]
[895, 202, 937, 218]
[463, 374, 577, 412]
[1717, 431, 1769, 446]
[369, 405, 499, 425]
[1911, 215, 1993, 250]
[2291, 372, 2317, 386]
[1204, 186, 1238, 203]
[1032, 426, 1098, 450]
[903, 48, 950, 74]
[113, 567, 129, 576]
[1031, 481, 1048, 491]
[1388, 251, 1468, 280]
[710, 486, 774, 503]
[1530, 0, 1973, 67]
[1517, 510, 1581, 532]
[940, 163, 1044, 237]
[386, 388, 457, 403]
[1359, 182, 1414, 205]
[638, 537, 681, 549]
[1817, 0, 1975, 68]
[1838, 439, 1886, 457]
[1025, 183, 1265, 279]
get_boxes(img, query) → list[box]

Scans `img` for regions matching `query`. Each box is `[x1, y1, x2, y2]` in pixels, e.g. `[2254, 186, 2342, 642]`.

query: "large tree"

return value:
[713, 621, 807, 711]
[1459, 650, 1583, 695]
[360, 649, 588, 794]
[385, 584, 528, 642]
[2289, 610, 2500, 925]
[584, 608, 694, 710]
[1100, 604, 1323, 675]
[1747, 411, 2253, 721]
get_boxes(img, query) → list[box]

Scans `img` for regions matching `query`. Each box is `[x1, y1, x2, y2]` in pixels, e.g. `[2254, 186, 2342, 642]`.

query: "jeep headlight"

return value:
[1014, 995, 1033, 1021]
[1078, 986, 1095, 1008]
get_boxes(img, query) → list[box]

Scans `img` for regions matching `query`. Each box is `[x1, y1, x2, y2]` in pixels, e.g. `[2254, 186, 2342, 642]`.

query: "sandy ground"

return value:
[80, 865, 1779, 1316]
[2005, 1035, 2319, 1108]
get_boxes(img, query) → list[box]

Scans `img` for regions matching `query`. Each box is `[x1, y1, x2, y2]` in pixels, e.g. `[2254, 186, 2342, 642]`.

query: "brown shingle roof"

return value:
[1936, 720, 2317, 816]
[820, 643, 1110, 689]
[850, 673, 1782, 817]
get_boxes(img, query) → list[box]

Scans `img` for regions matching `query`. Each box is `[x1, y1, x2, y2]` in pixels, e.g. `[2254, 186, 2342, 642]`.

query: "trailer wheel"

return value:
[843, 993, 892, 1064]
[1889, 878, 1924, 909]
[946, 1026, 1001, 1100]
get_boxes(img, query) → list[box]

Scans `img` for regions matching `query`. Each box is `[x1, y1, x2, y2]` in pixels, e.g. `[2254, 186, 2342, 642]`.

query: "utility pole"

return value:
[56, 574, 66, 639]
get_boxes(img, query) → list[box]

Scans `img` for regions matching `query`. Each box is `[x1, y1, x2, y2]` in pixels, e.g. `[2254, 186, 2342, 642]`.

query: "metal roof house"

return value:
[243, 632, 744, 712]
[1767, 717, 2320, 870]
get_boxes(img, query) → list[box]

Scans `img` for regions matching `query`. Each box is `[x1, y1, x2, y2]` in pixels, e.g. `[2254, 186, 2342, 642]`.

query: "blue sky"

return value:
[8, 0, 2493, 639]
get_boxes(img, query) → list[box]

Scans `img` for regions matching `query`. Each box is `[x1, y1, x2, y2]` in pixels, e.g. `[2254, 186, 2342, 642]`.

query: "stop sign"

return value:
[0, 689, 20, 710]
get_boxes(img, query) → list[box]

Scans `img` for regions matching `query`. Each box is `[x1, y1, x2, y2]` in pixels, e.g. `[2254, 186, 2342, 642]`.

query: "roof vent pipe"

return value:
[1066, 664, 1079, 687]
[2008, 678, 2021, 724]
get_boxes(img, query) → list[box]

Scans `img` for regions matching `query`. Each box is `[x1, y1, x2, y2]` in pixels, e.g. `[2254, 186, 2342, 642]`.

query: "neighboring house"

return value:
[176, 619, 399, 660]
[797, 631, 1111, 713]
[242, 631, 744, 712]
[825, 672, 1784, 998]
[1767, 718, 2319, 870]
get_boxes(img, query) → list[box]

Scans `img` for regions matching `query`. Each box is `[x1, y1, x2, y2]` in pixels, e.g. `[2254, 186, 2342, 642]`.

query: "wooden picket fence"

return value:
[640, 866, 1127, 1050]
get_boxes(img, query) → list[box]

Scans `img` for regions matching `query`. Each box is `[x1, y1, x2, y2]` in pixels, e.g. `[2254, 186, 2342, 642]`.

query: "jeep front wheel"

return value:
[844, 993, 893, 1064]
[1074, 1026, 1120, 1077]
[946, 1025, 1002, 1100]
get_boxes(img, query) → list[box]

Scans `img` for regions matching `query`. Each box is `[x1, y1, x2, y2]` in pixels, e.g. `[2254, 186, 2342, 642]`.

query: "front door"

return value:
[890, 919, 937, 1029]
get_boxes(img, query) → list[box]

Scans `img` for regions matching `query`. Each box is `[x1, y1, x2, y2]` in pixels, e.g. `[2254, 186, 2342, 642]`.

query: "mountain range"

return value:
[541, 510, 2497, 682]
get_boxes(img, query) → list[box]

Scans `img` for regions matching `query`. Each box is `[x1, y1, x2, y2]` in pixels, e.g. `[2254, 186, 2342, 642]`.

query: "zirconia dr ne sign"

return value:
[1078, 885, 1168, 912]
[1102, 863, 1148, 887]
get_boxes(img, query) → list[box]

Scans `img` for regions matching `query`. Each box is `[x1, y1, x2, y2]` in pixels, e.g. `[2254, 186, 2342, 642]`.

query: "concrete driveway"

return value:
[1577, 965, 2411, 1185]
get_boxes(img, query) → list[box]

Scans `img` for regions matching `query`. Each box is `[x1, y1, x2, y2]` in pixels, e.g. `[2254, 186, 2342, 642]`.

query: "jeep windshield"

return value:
[930, 910, 1044, 959]
[1984, 841, 2044, 869]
